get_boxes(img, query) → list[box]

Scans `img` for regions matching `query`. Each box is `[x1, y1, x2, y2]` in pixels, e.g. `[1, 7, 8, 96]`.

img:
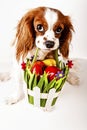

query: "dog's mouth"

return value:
[37, 46, 58, 53]
[36, 40, 59, 51]
[38, 47, 56, 52]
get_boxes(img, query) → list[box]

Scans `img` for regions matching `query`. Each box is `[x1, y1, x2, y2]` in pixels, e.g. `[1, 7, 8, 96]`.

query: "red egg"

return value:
[34, 61, 45, 68]
[45, 66, 61, 81]
[31, 61, 45, 75]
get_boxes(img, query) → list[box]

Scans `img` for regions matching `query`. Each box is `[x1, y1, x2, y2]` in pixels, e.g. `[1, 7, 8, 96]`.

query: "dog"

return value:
[0, 7, 79, 104]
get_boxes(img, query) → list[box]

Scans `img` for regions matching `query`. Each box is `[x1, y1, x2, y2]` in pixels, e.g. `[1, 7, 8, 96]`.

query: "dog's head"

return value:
[15, 7, 74, 61]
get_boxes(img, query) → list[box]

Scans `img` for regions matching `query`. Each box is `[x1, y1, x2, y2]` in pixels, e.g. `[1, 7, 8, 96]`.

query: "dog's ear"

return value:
[59, 16, 74, 58]
[15, 10, 35, 61]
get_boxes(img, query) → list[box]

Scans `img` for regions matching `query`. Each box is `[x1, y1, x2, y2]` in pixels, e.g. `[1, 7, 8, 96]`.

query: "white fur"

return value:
[45, 8, 58, 30]
[36, 8, 59, 50]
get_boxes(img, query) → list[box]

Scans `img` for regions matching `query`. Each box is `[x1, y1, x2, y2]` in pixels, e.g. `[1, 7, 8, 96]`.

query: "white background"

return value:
[0, 0, 87, 63]
[0, 1, 87, 130]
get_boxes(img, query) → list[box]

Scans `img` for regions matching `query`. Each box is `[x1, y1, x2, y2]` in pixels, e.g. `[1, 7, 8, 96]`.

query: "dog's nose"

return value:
[45, 41, 55, 48]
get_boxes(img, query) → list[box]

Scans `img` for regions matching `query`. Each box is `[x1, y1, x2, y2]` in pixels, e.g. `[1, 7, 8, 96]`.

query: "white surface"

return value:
[0, 0, 87, 129]
[0, 0, 87, 62]
[0, 59, 87, 130]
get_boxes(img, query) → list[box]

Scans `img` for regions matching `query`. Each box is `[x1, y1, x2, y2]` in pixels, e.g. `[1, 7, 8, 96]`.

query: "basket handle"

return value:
[54, 49, 59, 67]
[30, 48, 39, 69]
[30, 48, 59, 68]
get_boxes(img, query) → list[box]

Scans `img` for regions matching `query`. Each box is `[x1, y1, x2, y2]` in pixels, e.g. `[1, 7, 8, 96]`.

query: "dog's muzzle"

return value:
[45, 41, 55, 48]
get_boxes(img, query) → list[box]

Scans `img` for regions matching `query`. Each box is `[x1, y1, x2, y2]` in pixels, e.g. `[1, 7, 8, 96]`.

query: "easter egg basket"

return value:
[21, 48, 73, 111]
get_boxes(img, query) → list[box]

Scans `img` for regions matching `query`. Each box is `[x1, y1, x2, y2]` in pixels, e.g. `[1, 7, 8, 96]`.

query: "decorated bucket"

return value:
[21, 48, 73, 111]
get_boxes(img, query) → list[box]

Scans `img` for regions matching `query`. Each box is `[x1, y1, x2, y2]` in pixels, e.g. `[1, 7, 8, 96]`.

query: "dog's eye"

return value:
[55, 27, 63, 34]
[37, 24, 44, 32]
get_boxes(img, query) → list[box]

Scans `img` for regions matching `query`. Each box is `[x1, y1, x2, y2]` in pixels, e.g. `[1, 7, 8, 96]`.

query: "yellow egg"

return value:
[43, 59, 56, 66]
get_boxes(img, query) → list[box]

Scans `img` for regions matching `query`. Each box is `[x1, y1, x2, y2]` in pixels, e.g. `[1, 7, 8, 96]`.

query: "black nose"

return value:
[45, 41, 55, 48]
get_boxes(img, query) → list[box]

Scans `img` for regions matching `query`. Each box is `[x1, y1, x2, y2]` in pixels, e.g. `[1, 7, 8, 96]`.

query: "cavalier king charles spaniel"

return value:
[1, 7, 79, 104]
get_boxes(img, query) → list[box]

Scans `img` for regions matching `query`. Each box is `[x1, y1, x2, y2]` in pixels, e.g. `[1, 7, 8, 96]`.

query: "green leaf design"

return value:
[32, 74, 37, 89]
[30, 48, 39, 69]
[44, 72, 48, 89]
[28, 72, 35, 90]
[56, 76, 66, 91]
[59, 61, 65, 69]
[65, 66, 69, 76]
[54, 49, 59, 67]
[43, 78, 56, 93]
[37, 74, 45, 92]
[24, 70, 28, 83]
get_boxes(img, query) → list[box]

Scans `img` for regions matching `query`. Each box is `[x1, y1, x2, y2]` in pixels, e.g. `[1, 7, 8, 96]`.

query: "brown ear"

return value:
[15, 11, 35, 61]
[59, 16, 74, 58]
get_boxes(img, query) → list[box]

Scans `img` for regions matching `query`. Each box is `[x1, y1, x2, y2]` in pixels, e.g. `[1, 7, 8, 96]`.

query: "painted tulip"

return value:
[31, 61, 45, 75]
[45, 66, 61, 81]
[34, 61, 45, 68]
